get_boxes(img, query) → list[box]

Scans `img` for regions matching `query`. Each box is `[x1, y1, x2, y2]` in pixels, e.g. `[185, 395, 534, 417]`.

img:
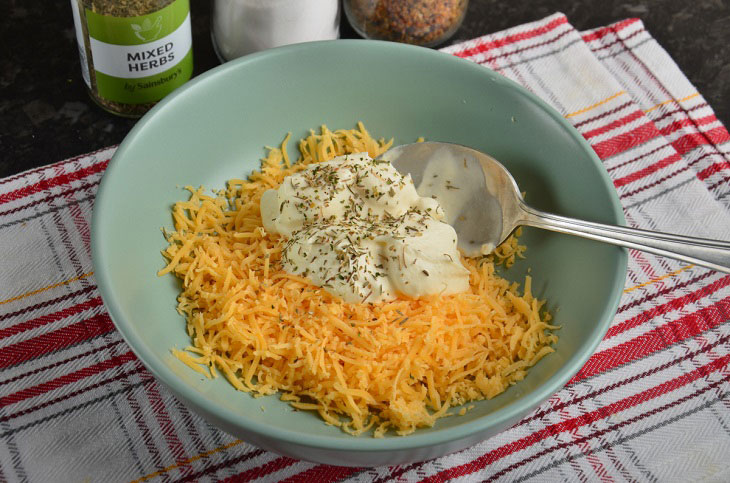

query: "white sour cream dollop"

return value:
[260, 152, 470, 303]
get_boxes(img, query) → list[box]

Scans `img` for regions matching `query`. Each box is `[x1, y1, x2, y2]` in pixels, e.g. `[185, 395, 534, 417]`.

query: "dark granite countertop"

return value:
[1, 0, 728, 178]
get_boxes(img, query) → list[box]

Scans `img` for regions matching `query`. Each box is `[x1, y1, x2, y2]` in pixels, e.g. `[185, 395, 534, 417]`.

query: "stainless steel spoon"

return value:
[381, 142, 730, 273]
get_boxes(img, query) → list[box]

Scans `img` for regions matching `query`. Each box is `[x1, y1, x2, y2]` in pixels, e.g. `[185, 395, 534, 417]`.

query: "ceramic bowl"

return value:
[92, 40, 627, 467]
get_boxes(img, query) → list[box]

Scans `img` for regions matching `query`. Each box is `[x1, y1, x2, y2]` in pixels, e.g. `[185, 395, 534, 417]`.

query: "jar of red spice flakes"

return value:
[343, 0, 469, 47]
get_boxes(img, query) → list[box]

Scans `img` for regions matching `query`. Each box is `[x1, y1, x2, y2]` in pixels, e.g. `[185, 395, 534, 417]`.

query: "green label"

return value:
[84, 0, 193, 104]
[95, 48, 193, 104]
[86, 0, 190, 46]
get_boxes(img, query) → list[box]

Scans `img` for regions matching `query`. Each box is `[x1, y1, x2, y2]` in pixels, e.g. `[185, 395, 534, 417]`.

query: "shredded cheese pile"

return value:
[159, 123, 558, 436]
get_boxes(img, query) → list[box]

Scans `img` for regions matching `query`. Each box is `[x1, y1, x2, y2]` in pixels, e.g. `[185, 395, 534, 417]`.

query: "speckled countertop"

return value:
[1, 0, 728, 177]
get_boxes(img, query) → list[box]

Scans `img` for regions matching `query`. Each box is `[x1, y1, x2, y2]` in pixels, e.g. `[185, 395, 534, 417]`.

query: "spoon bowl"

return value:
[383, 142, 730, 273]
[382, 142, 522, 257]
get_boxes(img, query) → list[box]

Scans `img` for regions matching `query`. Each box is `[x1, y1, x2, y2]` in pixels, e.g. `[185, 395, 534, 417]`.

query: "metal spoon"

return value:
[381, 142, 730, 273]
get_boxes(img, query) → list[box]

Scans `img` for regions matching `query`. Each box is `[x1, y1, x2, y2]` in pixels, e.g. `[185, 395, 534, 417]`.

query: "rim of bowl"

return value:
[92, 39, 628, 452]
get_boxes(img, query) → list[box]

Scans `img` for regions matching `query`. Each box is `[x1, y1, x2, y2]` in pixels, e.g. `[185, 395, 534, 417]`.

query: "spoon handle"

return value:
[519, 204, 730, 274]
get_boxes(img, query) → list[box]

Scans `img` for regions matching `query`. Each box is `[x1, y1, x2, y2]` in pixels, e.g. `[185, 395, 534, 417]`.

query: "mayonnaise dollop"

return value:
[260, 153, 469, 303]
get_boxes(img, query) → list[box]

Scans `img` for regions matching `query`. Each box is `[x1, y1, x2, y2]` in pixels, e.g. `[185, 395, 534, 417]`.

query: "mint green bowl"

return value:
[92, 40, 627, 467]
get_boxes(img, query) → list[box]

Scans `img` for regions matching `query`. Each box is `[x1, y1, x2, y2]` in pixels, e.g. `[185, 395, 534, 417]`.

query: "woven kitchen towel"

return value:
[2, 13, 730, 482]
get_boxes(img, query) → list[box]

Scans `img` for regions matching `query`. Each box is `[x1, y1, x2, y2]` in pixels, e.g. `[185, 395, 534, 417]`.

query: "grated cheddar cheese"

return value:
[159, 123, 558, 436]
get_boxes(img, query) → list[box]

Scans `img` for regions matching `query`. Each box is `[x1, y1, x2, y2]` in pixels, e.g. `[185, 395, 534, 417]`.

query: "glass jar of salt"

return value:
[212, 0, 340, 61]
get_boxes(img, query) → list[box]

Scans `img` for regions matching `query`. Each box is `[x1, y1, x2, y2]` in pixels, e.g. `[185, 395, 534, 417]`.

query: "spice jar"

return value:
[69, 0, 194, 117]
[212, 0, 340, 62]
[343, 0, 469, 47]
